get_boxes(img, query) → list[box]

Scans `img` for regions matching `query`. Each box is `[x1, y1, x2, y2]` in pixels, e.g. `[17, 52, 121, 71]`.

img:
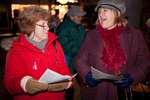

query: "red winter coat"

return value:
[4, 32, 71, 100]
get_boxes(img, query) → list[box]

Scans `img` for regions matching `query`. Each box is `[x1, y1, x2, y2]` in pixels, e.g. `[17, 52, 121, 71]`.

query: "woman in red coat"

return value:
[75, 0, 150, 100]
[4, 6, 72, 100]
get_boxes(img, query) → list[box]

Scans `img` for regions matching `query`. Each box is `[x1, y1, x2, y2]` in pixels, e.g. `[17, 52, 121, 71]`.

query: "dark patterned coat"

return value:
[75, 26, 150, 100]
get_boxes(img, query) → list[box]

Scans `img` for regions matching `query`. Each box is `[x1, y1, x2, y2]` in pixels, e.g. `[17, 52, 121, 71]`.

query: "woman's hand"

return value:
[25, 78, 48, 94]
[47, 81, 72, 92]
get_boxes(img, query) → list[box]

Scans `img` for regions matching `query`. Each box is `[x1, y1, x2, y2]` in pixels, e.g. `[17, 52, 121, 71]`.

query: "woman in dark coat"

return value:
[75, 0, 150, 100]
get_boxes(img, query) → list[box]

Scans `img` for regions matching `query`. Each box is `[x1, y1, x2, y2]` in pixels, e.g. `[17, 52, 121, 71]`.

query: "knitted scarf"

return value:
[96, 25, 126, 75]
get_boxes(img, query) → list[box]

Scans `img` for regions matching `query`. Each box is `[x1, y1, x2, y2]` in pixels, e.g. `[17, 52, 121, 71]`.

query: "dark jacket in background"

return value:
[56, 16, 86, 74]
[56, 16, 86, 57]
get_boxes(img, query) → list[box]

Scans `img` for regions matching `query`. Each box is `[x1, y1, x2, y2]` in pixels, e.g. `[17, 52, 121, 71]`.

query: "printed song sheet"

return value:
[91, 67, 118, 80]
[39, 68, 77, 83]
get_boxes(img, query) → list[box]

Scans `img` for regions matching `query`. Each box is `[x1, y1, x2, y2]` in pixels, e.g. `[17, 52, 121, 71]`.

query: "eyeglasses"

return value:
[36, 24, 48, 28]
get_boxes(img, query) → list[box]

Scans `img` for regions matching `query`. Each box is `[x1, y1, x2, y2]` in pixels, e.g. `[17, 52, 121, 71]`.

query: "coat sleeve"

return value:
[74, 31, 93, 83]
[55, 40, 71, 75]
[4, 50, 27, 94]
[127, 28, 150, 83]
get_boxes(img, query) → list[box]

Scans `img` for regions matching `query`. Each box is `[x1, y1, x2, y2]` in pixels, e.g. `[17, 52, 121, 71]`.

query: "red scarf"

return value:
[97, 25, 126, 75]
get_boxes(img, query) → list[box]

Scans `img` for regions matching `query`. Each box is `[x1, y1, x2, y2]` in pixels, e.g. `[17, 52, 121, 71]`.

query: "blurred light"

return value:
[57, 0, 68, 4]
[57, 0, 78, 4]
[11, 4, 49, 17]
[50, 4, 68, 21]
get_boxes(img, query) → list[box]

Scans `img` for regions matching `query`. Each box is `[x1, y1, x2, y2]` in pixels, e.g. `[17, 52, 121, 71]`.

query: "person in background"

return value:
[49, 9, 61, 33]
[12, 9, 20, 35]
[4, 6, 72, 100]
[75, 0, 150, 100]
[55, 5, 86, 100]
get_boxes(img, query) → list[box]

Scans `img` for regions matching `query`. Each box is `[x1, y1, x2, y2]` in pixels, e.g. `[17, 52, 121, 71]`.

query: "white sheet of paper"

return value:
[91, 67, 118, 80]
[38, 68, 77, 83]
[38, 68, 71, 83]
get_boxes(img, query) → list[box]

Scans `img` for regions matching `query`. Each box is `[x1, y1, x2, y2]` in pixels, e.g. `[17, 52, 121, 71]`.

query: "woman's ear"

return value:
[29, 31, 35, 39]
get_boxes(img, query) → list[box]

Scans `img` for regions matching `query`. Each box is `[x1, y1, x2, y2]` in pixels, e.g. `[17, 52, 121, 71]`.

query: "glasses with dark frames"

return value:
[36, 24, 48, 28]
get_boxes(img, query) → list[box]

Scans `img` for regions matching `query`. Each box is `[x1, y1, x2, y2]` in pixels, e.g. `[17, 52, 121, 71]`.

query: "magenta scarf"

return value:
[97, 25, 126, 74]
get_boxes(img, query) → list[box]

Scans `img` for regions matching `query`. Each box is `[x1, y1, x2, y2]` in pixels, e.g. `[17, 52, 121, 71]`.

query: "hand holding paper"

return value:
[38, 68, 77, 84]
[26, 78, 48, 94]
[38, 68, 76, 92]
[85, 71, 101, 87]
[47, 81, 72, 92]
[91, 67, 118, 81]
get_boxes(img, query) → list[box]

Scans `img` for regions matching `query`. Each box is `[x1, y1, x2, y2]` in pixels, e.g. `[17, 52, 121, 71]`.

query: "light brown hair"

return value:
[112, 9, 128, 27]
[18, 6, 50, 34]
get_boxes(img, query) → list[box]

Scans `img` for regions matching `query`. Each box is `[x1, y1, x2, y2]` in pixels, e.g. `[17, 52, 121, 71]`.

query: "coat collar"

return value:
[12, 32, 57, 52]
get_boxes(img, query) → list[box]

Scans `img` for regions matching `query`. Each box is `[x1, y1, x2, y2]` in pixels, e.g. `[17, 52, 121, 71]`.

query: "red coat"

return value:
[4, 32, 71, 100]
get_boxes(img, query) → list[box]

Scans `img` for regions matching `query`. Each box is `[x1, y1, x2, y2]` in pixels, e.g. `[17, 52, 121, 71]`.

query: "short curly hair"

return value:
[18, 6, 50, 34]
